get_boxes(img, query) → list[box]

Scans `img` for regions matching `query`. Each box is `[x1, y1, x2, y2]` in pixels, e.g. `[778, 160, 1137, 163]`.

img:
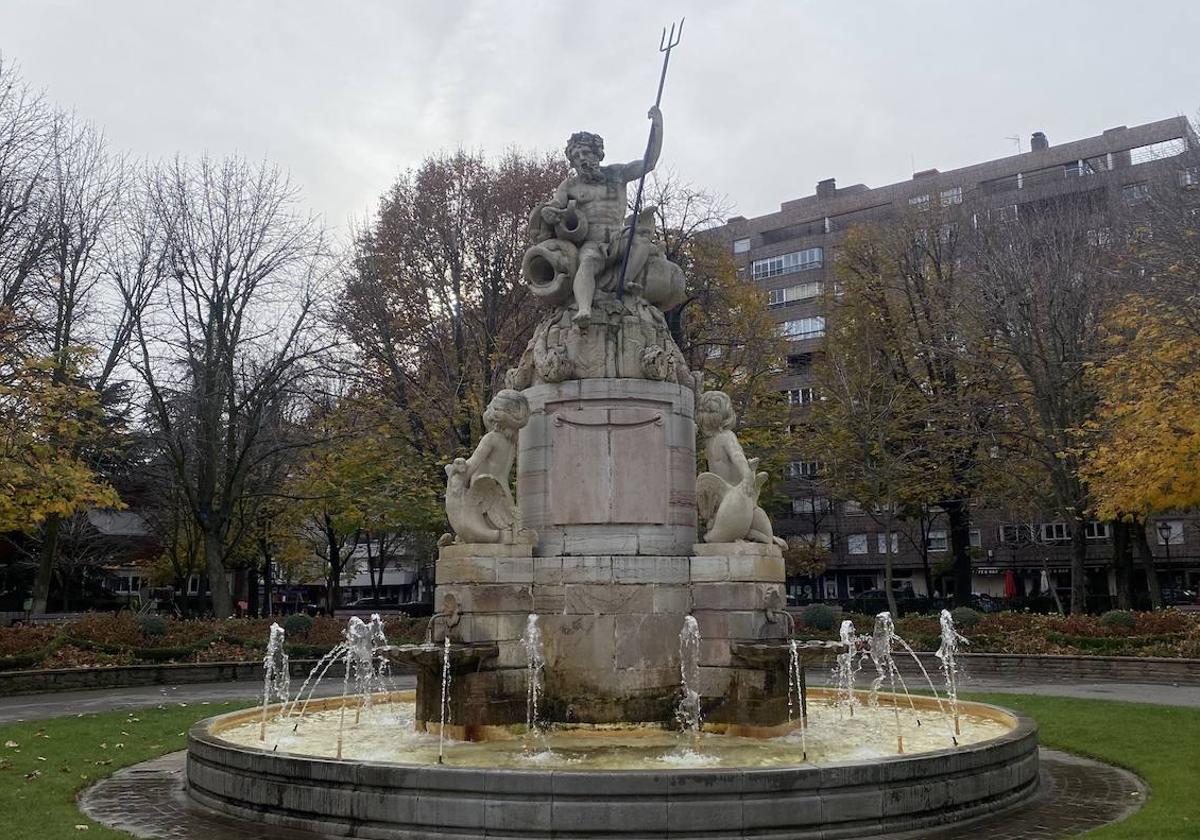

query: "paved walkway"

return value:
[2, 672, 1194, 725]
[0, 676, 417, 724]
[953, 676, 1200, 708]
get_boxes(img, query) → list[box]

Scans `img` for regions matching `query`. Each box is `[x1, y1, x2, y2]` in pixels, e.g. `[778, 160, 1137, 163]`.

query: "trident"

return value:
[617, 18, 684, 300]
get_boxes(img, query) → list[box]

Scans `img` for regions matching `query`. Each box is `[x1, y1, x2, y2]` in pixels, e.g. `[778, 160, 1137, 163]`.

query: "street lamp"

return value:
[1158, 521, 1173, 566]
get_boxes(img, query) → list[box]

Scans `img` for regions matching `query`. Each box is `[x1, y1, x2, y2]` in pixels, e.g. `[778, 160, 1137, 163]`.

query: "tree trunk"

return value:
[1111, 520, 1133, 610]
[919, 547, 934, 599]
[31, 514, 62, 615]
[884, 552, 898, 617]
[203, 528, 234, 618]
[324, 515, 343, 614]
[247, 564, 260, 618]
[944, 500, 973, 605]
[257, 537, 274, 618]
[1133, 521, 1164, 609]
[1069, 516, 1087, 615]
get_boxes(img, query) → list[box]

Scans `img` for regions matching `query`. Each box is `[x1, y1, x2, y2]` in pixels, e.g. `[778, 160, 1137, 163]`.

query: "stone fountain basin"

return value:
[186, 690, 1039, 839]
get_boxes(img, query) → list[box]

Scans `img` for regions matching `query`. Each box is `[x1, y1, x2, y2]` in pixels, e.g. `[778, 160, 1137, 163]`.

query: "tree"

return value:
[28, 115, 130, 614]
[810, 275, 950, 614]
[0, 350, 121, 539]
[124, 155, 330, 618]
[344, 150, 565, 457]
[823, 211, 1017, 603]
[281, 400, 442, 611]
[1078, 137, 1200, 608]
[0, 57, 53, 331]
[968, 191, 1130, 613]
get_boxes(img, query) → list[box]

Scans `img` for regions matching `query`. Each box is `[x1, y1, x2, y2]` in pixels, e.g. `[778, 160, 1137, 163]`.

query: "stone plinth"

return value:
[433, 540, 792, 729]
[517, 379, 697, 557]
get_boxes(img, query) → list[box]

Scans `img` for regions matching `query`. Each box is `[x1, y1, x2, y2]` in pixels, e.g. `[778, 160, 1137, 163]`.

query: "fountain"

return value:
[184, 94, 1039, 837]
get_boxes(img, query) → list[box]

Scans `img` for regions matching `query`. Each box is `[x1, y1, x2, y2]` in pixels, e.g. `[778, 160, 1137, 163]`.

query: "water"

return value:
[786, 637, 808, 760]
[891, 634, 958, 746]
[676, 616, 703, 751]
[438, 634, 452, 764]
[936, 609, 968, 736]
[522, 614, 546, 754]
[225, 692, 1011, 770]
[259, 623, 290, 741]
[833, 620, 861, 717]
[233, 612, 989, 770]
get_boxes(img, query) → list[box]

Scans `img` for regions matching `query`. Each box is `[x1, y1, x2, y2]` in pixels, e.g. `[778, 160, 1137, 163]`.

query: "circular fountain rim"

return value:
[191, 688, 1035, 776]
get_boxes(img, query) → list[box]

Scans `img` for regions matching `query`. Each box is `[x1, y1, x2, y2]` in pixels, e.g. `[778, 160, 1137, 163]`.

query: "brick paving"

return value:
[79, 748, 1143, 840]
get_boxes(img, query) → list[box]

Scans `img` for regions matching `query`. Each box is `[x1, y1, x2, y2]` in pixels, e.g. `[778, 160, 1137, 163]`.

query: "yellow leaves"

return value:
[0, 350, 120, 533]
[1083, 293, 1200, 518]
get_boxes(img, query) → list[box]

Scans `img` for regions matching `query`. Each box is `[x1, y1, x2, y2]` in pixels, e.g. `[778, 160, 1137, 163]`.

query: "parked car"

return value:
[1161, 586, 1199, 606]
[342, 596, 398, 608]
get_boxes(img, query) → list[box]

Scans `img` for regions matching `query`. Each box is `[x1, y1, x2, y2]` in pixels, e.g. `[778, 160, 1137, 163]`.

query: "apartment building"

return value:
[716, 117, 1200, 606]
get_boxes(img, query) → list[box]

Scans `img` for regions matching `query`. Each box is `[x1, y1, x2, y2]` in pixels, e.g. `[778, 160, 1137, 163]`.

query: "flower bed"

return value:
[0, 613, 428, 672]
[794, 609, 1200, 658]
[3, 610, 1198, 672]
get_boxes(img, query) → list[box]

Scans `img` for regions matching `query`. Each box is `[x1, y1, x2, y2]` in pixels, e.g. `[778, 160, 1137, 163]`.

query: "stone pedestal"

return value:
[517, 379, 697, 557]
[432, 539, 791, 730]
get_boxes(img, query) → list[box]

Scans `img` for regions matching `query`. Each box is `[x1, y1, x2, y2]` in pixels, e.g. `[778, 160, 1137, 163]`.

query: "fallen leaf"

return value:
[4, 741, 18, 749]
[74, 825, 89, 831]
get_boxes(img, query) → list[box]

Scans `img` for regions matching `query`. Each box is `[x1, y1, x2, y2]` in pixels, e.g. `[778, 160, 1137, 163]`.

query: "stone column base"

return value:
[432, 541, 793, 732]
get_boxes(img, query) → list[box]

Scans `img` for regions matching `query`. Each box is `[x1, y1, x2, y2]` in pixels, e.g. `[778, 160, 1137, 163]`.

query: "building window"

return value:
[796, 531, 833, 550]
[732, 237, 751, 254]
[877, 533, 900, 554]
[847, 534, 869, 555]
[940, 186, 963, 206]
[1040, 522, 1070, 542]
[969, 529, 982, 549]
[792, 496, 831, 515]
[781, 317, 825, 340]
[1180, 167, 1200, 188]
[994, 204, 1019, 223]
[767, 281, 821, 308]
[783, 387, 818, 406]
[1084, 521, 1110, 541]
[824, 579, 839, 598]
[752, 247, 823, 279]
[843, 500, 864, 516]
[788, 352, 814, 372]
[187, 575, 200, 595]
[1155, 520, 1185, 546]
[927, 530, 948, 552]
[999, 523, 1033, 544]
[1087, 227, 1113, 247]
[1122, 182, 1150, 205]
[786, 460, 823, 478]
[908, 194, 931, 210]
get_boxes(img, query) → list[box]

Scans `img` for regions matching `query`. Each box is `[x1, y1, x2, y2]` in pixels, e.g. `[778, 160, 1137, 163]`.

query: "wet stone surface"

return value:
[80, 748, 1143, 840]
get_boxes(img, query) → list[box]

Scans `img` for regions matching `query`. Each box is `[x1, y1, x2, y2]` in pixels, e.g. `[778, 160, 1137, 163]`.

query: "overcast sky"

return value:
[3, 0, 1197, 231]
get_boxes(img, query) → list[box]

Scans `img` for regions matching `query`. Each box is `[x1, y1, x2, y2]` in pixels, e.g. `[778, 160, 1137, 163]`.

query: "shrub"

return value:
[950, 607, 981, 629]
[800, 603, 837, 632]
[1099, 610, 1137, 632]
[136, 614, 169, 639]
[282, 614, 314, 639]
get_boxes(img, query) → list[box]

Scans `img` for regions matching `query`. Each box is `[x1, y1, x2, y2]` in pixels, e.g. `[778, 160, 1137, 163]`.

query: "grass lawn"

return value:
[0, 698, 251, 840]
[0, 692, 1196, 839]
[966, 692, 1200, 839]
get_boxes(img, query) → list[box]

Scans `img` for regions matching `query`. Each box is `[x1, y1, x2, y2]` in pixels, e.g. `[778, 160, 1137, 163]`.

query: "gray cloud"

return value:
[3, 0, 1197, 230]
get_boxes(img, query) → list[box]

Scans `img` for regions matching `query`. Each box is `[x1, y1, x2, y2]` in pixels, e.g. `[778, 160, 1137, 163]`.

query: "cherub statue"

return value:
[441, 390, 536, 545]
[695, 391, 786, 548]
